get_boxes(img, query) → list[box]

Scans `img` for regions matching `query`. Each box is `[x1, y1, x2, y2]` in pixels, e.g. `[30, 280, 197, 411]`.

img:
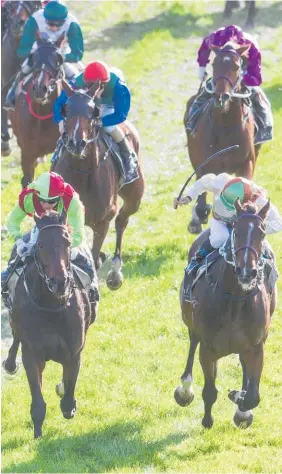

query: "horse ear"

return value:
[258, 200, 270, 221]
[236, 44, 251, 58]
[34, 214, 41, 227]
[55, 32, 66, 49]
[234, 197, 243, 214]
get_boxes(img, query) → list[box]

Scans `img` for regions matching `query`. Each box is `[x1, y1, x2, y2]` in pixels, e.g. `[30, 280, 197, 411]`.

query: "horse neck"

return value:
[218, 252, 247, 298]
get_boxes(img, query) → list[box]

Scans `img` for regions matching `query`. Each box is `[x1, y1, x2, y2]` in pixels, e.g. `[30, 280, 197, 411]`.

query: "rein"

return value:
[25, 83, 54, 120]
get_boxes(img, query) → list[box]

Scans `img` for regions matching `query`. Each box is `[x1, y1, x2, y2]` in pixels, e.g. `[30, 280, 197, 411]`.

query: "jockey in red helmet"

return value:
[1, 172, 99, 308]
[52, 60, 139, 185]
[174, 173, 282, 301]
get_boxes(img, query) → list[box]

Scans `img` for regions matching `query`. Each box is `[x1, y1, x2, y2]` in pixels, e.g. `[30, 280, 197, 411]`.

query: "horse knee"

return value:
[202, 382, 218, 406]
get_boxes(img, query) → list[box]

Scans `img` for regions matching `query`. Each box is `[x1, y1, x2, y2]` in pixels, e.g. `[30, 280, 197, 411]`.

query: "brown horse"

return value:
[2, 211, 97, 439]
[9, 36, 66, 187]
[1, 1, 42, 155]
[174, 200, 277, 428]
[52, 88, 145, 290]
[184, 43, 261, 234]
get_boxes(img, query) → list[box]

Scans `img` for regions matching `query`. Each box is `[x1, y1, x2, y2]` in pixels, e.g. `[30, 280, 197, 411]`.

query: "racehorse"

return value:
[1, 1, 41, 156]
[52, 87, 145, 290]
[223, 1, 256, 29]
[9, 35, 65, 187]
[174, 199, 277, 428]
[184, 42, 261, 234]
[2, 211, 97, 439]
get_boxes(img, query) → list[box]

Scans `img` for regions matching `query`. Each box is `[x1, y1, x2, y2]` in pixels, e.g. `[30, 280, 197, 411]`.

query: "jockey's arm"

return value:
[65, 22, 84, 63]
[6, 204, 27, 240]
[243, 44, 262, 87]
[101, 82, 130, 127]
[255, 196, 282, 234]
[66, 195, 86, 247]
[53, 89, 68, 123]
[17, 16, 37, 59]
[186, 173, 232, 201]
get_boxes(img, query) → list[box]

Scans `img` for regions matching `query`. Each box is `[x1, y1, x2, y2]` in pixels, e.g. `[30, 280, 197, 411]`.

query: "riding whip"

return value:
[174, 144, 240, 209]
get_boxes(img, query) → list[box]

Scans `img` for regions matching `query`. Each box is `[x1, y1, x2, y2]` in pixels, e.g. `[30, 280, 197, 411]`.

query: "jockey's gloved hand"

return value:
[70, 247, 79, 261]
[198, 66, 207, 81]
[16, 239, 34, 259]
[58, 120, 65, 135]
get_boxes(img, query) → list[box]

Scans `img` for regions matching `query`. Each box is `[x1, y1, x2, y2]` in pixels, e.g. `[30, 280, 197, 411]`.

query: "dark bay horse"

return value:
[2, 211, 97, 439]
[1, 1, 41, 155]
[9, 36, 65, 187]
[184, 43, 261, 234]
[174, 200, 277, 428]
[52, 88, 145, 290]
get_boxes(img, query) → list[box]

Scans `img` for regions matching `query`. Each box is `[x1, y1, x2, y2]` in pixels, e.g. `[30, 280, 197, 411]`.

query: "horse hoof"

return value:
[202, 415, 214, 429]
[56, 381, 64, 398]
[63, 408, 76, 419]
[106, 270, 123, 290]
[188, 222, 202, 234]
[174, 385, 194, 407]
[2, 359, 20, 375]
[233, 409, 253, 429]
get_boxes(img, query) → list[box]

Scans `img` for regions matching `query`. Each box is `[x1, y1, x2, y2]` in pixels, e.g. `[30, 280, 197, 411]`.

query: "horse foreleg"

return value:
[60, 354, 81, 419]
[2, 331, 20, 375]
[174, 329, 199, 407]
[231, 353, 254, 428]
[199, 344, 218, 428]
[92, 220, 110, 270]
[230, 344, 263, 413]
[21, 151, 36, 188]
[22, 344, 46, 439]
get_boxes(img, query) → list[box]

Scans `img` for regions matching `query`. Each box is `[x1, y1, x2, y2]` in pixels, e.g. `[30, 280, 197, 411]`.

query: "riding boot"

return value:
[51, 137, 64, 167]
[183, 240, 214, 302]
[117, 137, 139, 184]
[1, 256, 22, 309]
[4, 71, 23, 111]
[185, 86, 211, 133]
[251, 88, 273, 144]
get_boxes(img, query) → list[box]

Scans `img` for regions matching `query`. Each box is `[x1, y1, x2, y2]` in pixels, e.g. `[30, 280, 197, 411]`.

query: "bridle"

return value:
[205, 51, 252, 99]
[32, 45, 64, 100]
[220, 213, 266, 270]
[23, 224, 74, 312]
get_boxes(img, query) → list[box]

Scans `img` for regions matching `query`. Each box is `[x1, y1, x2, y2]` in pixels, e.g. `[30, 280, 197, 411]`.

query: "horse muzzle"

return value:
[65, 138, 87, 158]
[236, 267, 257, 290]
[214, 92, 232, 108]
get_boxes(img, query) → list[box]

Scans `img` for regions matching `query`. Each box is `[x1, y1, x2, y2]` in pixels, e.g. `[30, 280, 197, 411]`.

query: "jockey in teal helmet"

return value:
[5, 1, 84, 110]
[174, 173, 282, 301]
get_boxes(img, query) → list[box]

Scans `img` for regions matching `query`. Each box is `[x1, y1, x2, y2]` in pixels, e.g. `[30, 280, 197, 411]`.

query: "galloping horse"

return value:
[52, 88, 145, 290]
[2, 211, 97, 439]
[174, 200, 277, 428]
[1, 1, 41, 155]
[184, 43, 261, 234]
[9, 35, 65, 187]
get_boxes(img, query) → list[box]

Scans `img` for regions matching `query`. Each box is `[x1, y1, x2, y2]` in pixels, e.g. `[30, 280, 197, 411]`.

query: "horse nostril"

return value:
[81, 140, 86, 148]
[251, 269, 257, 279]
[235, 267, 242, 276]
[222, 93, 231, 103]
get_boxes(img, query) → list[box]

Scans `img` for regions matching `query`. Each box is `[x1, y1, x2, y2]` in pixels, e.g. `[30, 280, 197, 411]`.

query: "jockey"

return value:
[174, 174, 282, 301]
[1, 172, 99, 306]
[5, 0, 84, 111]
[186, 24, 273, 145]
[52, 60, 139, 185]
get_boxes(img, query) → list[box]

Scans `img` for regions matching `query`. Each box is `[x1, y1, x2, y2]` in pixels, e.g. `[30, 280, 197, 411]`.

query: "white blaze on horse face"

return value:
[243, 221, 254, 274]
[222, 56, 232, 63]
[37, 65, 45, 87]
[73, 117, 80, 145]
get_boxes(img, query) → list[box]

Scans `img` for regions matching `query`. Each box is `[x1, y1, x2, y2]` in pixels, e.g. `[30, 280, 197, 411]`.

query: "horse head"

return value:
[232, 199, 270, 290]
[34, 210, 72, 298]
[9, 1, 41, 37]
[210, 42, 250, 108]
[31, 34, 65, 104]
[63, 88, 98, 157]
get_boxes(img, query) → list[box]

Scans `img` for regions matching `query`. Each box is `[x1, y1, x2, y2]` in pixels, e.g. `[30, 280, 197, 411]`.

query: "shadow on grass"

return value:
[84, 2, 282, 52]
[2, 420, 187, 473]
